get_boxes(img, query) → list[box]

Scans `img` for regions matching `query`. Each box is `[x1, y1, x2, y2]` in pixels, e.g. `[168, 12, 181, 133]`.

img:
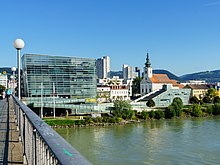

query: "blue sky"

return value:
[0, 0, 220, 76]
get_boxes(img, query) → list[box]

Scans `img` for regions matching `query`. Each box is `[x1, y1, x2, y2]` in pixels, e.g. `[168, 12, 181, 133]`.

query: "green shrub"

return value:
[203, 96, 212, 104]
[165, 105, 176, 118]
[147, 99, 155, 107]
[116, 117, 123, 122]
[154, 110, 165, 119]
[108, 117, 117, 123]
[212, 104, 220, 115]
[213, 96, 220, 104]
[189, 96, 200, 104]
[205, 105, 213, 115]
[191, 104, 203, 117]
[173, 97, 183, 110]
[148, 110, 155, 119]
[44, 119, 76, 126]
[141, 111, 149, 119]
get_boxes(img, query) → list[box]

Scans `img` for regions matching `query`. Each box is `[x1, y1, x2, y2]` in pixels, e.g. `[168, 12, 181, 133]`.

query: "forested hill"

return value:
[153, 69, 181, 82]
[180, 70, 220, 83]
[0, 67, 14, 77]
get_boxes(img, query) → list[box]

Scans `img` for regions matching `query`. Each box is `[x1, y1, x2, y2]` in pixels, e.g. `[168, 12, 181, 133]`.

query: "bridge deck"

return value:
[0, 98, 24, 165]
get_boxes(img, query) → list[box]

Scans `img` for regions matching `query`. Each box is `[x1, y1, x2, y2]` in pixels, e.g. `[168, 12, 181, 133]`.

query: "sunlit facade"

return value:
[22, 54, 97, 100]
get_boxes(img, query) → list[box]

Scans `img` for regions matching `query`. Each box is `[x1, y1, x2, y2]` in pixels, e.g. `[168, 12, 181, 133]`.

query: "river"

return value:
[55, 117, 220, 165]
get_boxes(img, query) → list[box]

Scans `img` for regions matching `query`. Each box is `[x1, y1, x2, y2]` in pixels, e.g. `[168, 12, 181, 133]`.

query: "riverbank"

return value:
[43, 103, 220, 128]
[43, 117, 141, 128]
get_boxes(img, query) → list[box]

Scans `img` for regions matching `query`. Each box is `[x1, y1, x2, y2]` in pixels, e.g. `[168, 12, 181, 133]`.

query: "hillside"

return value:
[110, 69, 181, 82]
[0, 67, 15, 77]
[180, 70, 220, 83]
[153, 69, 181, 82]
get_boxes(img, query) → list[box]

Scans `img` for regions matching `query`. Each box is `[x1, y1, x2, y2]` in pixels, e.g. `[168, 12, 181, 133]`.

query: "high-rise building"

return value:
[135, 67, 141, 78]
[122, 64, 133, 80]
[22, 54, 97, 100]
[96, 56, 110, 79]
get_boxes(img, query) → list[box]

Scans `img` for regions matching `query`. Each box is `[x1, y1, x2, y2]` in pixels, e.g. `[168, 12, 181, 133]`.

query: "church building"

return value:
[140, 53, 182, 96]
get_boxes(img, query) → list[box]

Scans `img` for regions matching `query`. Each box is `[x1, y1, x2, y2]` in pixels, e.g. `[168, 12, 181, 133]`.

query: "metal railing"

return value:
[12, 95, 91, 165]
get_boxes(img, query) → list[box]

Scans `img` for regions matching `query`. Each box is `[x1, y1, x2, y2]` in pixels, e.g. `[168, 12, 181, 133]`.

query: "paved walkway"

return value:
[0, 98, 24, 165]
[0, 99, 8, 164]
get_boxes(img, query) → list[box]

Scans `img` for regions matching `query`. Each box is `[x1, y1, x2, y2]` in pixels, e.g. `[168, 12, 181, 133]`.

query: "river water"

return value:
[55, 117, 220, 165]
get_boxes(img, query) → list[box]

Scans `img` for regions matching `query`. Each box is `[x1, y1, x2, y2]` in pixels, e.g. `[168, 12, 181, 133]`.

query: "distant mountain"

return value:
[153, 69, 182, 82]
[110, 69, 181, 82]
[0, 67, 15, 77]
[110, 71, 123, 78]
[180, 70, 220, 83]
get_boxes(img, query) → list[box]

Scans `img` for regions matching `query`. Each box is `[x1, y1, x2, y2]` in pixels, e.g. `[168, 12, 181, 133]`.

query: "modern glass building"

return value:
[22, 54, 97, 101]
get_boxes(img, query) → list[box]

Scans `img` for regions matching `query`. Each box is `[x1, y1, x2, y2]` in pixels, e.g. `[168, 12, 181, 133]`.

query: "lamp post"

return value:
[10, 75, 14, 95]
[11, 67, 16, 95]
[14, 39, 25, 100]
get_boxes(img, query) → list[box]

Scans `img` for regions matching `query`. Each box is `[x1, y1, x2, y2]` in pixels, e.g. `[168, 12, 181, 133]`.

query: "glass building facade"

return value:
[22, 54, 97, 101]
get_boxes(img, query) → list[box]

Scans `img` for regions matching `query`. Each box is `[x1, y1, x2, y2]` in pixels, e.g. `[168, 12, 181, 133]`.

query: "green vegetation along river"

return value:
[55, 117, 220, 165]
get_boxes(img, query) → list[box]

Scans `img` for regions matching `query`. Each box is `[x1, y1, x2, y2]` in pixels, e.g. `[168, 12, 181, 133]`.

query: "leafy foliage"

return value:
[203, 96, 212, 104]
[132, 77, 142, 96]
[165, 105, 176, 118]
[191, 104, 203, 117]
[213, 96, 220, 104]
[0, 85, 6, 93]
[146, 99, 155, 107]
[44, 119, 83, 126]
[189, 96, 199, 104]
[140, 111, 149, 119]
[154, 110, 165, 119]
[206, 88, 218, 102]
[148, 110, 155, 119]
[173, 97, 183, 109]
[112, 100, 134, 120]
[164, 97, 183, 118]
[212, 104, 220, 115]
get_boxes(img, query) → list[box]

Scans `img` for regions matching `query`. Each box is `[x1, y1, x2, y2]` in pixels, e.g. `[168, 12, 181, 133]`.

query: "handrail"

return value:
[12, 95, 91, 165]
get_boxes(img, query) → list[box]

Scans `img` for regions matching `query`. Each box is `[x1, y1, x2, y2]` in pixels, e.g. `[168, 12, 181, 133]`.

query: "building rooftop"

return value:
[184, 84, 209, 90]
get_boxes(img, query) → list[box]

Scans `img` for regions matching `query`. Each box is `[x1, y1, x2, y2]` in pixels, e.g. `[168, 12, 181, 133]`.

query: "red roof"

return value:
[150, 74, 172, 83]
[150, 74, 182, 88]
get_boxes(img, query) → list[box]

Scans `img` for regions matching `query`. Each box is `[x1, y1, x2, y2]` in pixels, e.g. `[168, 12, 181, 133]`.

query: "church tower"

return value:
[144, 52, 152, 78]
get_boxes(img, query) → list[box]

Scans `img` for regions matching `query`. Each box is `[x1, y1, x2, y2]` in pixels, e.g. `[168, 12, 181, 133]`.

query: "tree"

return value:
[132, 77, 142, 97]
[154, 110, 165, 119]
[112, 100, 134, 120]
[146, 99, 155, 107]
[164, 97, 183, 118]
[173, 97, 183, 109]
[205, 88, 218, 103]
[213, 96, 220, 104]
[172, 97, 183, 117]
[212, 104, 220, 115]
[148, 110, 155, 119]
[165, 104, 176, 118]
[140, 111, 149, 119]
[191, 104, 203, 117]
[0, 85, 6, 93]
[203, 96, 212, 104]
[189, 96, 199, 104]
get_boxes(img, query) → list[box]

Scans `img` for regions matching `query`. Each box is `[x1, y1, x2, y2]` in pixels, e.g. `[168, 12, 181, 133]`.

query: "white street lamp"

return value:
[14, 39, 25, 100]
[11, 66, 16, 73]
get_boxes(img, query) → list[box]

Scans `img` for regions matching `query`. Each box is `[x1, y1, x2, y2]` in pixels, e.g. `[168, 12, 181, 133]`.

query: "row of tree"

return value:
[111, 93, 220, 121]
[190, 88, 220, 104]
